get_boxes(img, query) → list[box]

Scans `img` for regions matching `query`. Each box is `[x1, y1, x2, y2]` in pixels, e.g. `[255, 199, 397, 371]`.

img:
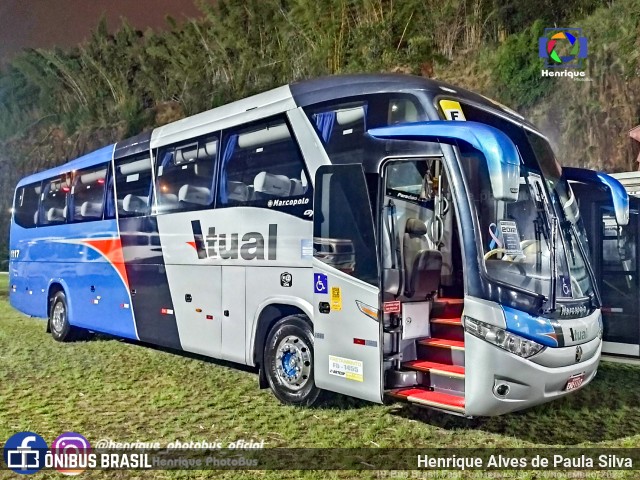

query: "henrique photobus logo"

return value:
[539, 28, 588, 79]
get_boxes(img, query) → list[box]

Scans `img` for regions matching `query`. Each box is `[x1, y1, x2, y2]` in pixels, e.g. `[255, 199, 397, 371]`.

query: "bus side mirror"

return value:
[564, 167, 629, 226]
[368, 120, 520, 202]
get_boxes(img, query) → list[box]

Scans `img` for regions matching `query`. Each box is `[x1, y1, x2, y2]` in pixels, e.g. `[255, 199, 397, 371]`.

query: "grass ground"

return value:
[0, 274, 639, 479]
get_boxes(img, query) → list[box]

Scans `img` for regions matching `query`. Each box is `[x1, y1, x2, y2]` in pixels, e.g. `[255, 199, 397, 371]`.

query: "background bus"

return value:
[10, 74, 603, 416]
[571, 171, 639, 358]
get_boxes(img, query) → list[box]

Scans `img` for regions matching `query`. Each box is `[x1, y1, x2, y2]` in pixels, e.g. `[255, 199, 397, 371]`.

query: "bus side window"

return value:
[14, 182, 41, 228]
[305, 95, 424, 164]
[115, 154, 153, 218]
[309, 102, 367, 164]
[71, 165, 107, 222]
[104, 169, 116, 220]
[217, 118, 311, 214]
[155, 135, 218, 214]
[40, 176, 70, 225]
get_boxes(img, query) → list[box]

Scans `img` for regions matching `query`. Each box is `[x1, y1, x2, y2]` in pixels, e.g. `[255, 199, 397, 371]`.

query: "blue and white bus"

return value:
[10, 74, 606, 416]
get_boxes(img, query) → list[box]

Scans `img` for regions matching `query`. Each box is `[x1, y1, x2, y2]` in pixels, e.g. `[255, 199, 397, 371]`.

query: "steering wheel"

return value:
[483, 240, 539, 261]
[484, 248, 507, 260]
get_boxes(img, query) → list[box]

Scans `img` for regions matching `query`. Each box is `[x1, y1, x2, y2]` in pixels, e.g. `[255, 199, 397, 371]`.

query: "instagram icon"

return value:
[50, 432, 91, 476]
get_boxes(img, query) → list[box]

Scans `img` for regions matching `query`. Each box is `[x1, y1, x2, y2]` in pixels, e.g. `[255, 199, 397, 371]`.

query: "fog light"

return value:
[495, 384, 510, 397]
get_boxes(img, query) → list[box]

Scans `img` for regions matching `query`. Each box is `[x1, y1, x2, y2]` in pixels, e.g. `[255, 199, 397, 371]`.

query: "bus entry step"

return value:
[389, 387, 465, 413]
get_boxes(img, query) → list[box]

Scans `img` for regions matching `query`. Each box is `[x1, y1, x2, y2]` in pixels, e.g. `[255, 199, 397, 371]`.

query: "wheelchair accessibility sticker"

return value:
[560, 275, 573, 297]
[314, 273, 328, 294]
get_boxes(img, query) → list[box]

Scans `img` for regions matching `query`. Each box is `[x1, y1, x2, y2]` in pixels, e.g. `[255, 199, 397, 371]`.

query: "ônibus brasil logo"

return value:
[3, 431, 48, 475]
[3, 431, 92, 475]
[538, 28, 588, 78]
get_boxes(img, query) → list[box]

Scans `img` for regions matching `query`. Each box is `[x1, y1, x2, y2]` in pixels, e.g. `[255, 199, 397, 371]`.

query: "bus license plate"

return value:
[565, 373, 585, 391]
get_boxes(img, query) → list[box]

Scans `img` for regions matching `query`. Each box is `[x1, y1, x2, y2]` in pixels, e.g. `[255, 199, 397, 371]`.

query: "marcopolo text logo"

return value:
[3, 431, 48, 475]
[267, 197, 310, 208]
[539, 28, 588, 78]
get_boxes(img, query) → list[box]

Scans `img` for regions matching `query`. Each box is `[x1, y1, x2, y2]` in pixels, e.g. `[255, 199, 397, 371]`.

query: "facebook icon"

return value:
[3, 431, 48, 474]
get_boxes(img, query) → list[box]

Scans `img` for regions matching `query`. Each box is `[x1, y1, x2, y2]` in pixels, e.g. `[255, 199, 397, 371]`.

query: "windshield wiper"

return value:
[532, 180, 558, 313]
[548, 215, 558, 312]
[569, 222, 602, 307]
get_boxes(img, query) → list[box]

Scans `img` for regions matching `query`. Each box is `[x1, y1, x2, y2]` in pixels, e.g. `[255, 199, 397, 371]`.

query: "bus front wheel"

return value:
[264, 314, 321, 407]
[49, 291, 92, 342]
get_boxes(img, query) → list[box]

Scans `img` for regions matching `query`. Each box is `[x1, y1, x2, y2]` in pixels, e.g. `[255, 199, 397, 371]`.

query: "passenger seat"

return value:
[227, 181, 250, 202]
[178, 185, 211, 206]
[80, 201, 103, 218]
[122, 194, 149, 214]
[403, 218, 442, 299]
[290, 178, 305, 196]
[253, 172, 292, 198]
[46, 207, 66, 223]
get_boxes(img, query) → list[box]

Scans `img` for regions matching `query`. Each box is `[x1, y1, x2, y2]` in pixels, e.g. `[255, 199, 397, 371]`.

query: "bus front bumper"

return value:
[464, 333, 601, 417]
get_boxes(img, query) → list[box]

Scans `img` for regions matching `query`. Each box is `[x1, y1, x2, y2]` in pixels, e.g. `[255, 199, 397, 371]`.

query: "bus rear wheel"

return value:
[264, 314, 321, 407]
[49, 291, 92, 342]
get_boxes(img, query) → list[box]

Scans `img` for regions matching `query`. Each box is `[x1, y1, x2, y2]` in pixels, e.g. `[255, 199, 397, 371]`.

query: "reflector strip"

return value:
[121, 303, 130, 309]
[161, 308, 174, 315]
[206, 315, 214, 320]
[353, 338, 365, 345]
[602, 307, 623, 313]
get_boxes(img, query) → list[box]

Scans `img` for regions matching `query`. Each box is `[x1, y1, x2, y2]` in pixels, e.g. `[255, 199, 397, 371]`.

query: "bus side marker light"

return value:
[120, 303, 130, 309]
[356, 300, 379, 320]
[195, 308, 203, 313]
[161, 308, 174, 315]
[206, 315, 214, 320]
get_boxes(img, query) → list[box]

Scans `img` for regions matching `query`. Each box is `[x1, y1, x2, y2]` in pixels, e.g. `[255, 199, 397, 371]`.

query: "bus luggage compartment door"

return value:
[312, 164, 383, 403]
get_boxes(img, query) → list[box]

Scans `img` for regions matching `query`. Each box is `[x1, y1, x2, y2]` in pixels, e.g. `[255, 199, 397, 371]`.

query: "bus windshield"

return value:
[452, 101, 595, 302]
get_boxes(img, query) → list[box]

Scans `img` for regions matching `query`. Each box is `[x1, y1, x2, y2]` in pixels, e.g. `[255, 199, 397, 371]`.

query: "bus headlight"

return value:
[598, 314, 603, 339]
[464, 317, 545, 358]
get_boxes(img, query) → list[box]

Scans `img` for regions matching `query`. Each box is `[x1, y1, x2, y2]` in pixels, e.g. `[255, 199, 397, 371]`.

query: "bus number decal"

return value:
[328, 355, 363, 382]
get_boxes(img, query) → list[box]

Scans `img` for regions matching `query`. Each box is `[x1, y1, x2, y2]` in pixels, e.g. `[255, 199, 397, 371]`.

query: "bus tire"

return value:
[264, 314, 321, 407]
[49, 291, 90, 342]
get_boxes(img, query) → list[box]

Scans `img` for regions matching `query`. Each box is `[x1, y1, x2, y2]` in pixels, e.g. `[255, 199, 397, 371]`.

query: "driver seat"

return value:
[403, 218, 442, 299]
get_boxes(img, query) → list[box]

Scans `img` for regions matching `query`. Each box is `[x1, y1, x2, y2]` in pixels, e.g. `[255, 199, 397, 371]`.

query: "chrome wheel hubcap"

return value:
[51, 302, 65, 333]
[274, 335, 311, 390]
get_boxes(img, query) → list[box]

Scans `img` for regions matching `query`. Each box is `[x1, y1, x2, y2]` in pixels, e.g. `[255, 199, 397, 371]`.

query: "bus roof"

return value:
[290, 73, 460, 105]
[17, 144, 115, 188]
[16, 74, 535, 186]
[289, 74, 531, 126]
[149, 74, 533, 148]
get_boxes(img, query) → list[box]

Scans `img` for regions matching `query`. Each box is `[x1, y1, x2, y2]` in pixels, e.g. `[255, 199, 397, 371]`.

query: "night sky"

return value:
[0, 0, 204, 63]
